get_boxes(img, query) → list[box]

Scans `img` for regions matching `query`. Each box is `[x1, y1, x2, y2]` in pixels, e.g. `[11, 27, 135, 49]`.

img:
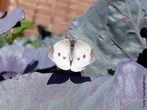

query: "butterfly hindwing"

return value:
[48, 38, 71, 70]
[71, 40, 96, 72]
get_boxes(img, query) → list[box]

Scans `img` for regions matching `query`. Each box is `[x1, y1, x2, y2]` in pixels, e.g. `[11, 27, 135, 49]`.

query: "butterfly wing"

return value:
[71, 40, 96, 72]
[48, 38, 71, 70]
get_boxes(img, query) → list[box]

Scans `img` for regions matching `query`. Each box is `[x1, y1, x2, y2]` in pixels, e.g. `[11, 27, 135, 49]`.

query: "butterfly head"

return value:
[70, 37, 76, 41]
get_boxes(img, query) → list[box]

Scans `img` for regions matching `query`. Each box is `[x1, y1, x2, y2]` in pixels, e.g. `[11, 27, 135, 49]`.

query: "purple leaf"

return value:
[0, 45, 54, 76]
[0, 45, 36, 74]
[0, 71, 18, 80]
[0, 61, 146, 110]
[142, 3, 147, 20]
[32, 47, 55, 69]
[0, 8, 25, 35]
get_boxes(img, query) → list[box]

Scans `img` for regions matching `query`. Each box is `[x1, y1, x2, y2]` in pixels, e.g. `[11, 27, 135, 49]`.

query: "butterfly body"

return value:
[48, 37, 96, 72]
[69, 37, 76, 61]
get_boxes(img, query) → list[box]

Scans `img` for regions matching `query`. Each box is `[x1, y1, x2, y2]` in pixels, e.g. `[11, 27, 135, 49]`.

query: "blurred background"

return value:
[0, 0, 97, 36]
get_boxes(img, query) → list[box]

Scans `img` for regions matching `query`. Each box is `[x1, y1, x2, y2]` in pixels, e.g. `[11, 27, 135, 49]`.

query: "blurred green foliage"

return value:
[0, 21, 41, 48]
[27, 41, 41, 48]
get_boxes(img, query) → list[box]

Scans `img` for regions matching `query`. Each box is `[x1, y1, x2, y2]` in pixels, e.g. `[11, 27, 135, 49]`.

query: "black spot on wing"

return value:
[58, 52, 61, 57]
[76, 54, 86, 61]
[77, 58, 80, 61]
[83, 54, 86, 59]
[63, 57, 66, 59]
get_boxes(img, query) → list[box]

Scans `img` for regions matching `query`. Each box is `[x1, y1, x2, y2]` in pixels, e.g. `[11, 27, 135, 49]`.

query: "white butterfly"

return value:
[48, 37, 96, 72]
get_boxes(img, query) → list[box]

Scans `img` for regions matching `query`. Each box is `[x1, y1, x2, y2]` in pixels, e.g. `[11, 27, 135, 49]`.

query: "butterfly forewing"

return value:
[48, 38, 71, 70]
[71, 40, 96, 72]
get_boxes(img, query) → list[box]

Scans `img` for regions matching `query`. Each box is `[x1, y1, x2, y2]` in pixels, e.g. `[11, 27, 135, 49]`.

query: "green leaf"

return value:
[28, 41, 41, 48]
[0, 42, 3, 48]
[16, 21, 33, 33]
[11, 32, 23, 39]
